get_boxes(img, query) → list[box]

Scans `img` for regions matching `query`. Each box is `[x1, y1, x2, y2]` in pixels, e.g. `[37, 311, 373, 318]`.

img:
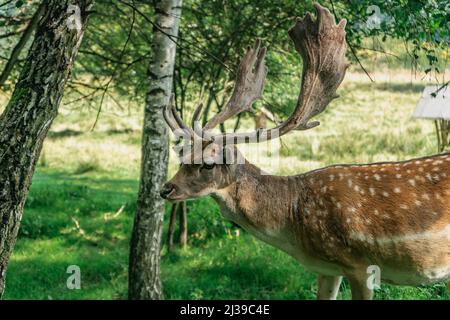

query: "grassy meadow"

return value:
[1, 69, 449, 300]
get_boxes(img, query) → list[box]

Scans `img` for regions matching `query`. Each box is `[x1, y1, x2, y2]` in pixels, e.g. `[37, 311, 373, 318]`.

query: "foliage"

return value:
[334, 0, 449, 76]
[1, 1, 448, 125]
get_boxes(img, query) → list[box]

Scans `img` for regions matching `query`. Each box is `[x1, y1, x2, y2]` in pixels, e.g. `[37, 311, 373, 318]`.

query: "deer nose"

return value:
[160, 183, 175, 199]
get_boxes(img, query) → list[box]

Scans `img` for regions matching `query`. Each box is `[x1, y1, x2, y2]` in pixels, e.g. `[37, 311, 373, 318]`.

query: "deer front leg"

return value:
[316, 274, 342, 300]
[346, 274, 374, 300]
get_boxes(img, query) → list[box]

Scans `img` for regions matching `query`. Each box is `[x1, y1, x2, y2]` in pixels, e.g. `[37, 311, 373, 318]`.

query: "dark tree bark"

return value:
[166, 201, 187, 252]
[0, 0, 93, 298]
[178, 201, 187, 248]
[128, 0, 182, 300]
[167, 203, 178, 253]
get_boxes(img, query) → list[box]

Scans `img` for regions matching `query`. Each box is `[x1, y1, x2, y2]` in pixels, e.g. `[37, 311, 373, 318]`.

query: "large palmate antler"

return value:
[164, 3, 348, 145]
[203, 39, 268, 131]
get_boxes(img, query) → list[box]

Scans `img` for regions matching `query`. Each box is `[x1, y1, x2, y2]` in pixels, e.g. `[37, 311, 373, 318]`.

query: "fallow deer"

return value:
[160, 4, 450, 299]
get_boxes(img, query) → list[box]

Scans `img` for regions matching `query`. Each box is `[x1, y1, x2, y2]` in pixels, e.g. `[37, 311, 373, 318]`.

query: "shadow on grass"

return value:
[47, 128, 137, 140]
[21, 169, 138, 240]
[4, 243, 128, 299]
[353, 82, 425, 94]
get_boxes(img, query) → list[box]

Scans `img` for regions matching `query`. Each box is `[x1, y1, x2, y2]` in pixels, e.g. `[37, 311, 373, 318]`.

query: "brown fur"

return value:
[163, 151, 450, 299]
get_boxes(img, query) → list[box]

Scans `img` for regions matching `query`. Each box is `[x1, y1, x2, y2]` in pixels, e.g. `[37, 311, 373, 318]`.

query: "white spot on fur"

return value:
[408, 179, 416, 187]
[394, 187, 401, 193]
[374, 174, 381, 181]
[369, 188, 375, 196]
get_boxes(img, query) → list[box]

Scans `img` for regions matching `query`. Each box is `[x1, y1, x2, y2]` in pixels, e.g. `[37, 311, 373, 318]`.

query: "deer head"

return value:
[160, 3, 348, 202]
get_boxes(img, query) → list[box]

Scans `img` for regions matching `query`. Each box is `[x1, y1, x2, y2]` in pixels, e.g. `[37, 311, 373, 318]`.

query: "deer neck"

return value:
[211, 162, 306, 254]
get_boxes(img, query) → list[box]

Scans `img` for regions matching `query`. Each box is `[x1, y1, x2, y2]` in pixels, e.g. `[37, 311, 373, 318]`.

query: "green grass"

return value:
[2, 71, 449, 300]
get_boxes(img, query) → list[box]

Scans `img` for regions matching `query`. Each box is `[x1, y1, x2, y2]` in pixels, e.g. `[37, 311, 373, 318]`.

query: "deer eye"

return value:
[201, 163, 215, 170]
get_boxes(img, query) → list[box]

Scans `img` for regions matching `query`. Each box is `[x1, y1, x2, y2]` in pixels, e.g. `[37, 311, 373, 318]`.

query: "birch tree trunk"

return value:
[128, 0, 182, 300]
[0, 0, 93, 298]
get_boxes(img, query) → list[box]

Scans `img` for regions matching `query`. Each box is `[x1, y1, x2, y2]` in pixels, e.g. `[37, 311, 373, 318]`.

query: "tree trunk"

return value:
[128, 0, 182, 300]
[167, 203, 178, 253]
[0, 0, 93, 298]
[178, 201, 187, 248]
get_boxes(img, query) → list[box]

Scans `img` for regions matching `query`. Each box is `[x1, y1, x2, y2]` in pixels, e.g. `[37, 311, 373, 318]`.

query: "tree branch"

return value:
[0, 2, 45, 88]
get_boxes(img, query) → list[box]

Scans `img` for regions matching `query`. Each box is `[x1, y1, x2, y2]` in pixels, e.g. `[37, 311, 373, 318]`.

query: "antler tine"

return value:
[170, 102, 188, 131]
[163, 94, 204, 141]
[163, 95, 181, 132]
[190, 103, 203, 128]
[191, 103, 208, 139]
[203, 39, 268, 131]
[209, 3, 348, 145]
